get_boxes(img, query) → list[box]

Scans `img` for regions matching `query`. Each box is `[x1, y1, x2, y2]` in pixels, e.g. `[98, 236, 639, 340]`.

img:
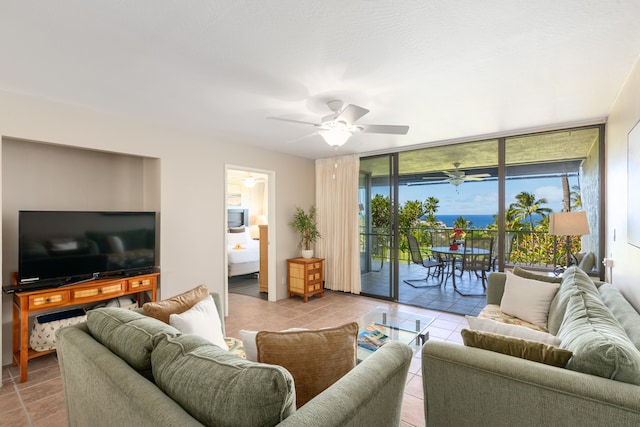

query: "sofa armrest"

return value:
[486, 272, 506, 305]
[280, 341, 413, 426]
[422, 341, 640, 426]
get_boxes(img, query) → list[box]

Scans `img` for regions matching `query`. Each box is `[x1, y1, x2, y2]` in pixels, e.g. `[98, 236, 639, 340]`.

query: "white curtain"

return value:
[315, 155, 361, 293]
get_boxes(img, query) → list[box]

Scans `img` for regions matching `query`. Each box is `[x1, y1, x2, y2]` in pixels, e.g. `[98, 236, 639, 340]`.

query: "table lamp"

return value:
[548, 211, 590, 274]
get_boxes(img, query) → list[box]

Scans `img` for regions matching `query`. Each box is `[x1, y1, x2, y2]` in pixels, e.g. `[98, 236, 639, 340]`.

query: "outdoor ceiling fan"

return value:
[267, 100, 409, 147]
[422, 162, 491, 187]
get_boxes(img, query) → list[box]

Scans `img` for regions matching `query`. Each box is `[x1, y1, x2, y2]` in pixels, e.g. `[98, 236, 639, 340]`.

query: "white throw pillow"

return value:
[500, 271, 560, 329]
[465, 315, 561, 346]
[240, 328, 307, 362]
[170, 295, 227, 350]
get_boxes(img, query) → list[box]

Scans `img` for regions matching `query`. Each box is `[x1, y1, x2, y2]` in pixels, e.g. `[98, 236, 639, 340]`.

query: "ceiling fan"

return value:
[422, 162, 491, 186]
[268, 100, 409, 147]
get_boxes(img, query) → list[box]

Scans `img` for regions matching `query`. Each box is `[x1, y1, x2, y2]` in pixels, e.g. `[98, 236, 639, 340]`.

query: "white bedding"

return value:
[228, 238, 259, 264]
[228, 229, 260, 276]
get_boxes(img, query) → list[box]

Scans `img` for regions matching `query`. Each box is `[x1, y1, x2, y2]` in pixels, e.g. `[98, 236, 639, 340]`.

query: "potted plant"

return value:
[290, 205, 320, 258]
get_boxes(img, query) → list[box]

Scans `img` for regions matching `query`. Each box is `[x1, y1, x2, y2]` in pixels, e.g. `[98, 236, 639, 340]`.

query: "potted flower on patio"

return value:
[450, 227, 464, 250]
[290, 205, 320, 258]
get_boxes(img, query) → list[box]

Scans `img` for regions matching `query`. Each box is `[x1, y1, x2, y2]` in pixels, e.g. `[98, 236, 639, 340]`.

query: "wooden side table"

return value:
[287, 257, 324, 302]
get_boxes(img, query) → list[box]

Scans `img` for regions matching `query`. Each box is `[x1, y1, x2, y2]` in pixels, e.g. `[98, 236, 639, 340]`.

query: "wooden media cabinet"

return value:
[8, 271, 158, 382]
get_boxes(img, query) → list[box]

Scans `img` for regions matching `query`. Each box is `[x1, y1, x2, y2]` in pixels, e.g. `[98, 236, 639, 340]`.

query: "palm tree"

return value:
[508, 192, 552, 231]
[570, 184, 582, 210]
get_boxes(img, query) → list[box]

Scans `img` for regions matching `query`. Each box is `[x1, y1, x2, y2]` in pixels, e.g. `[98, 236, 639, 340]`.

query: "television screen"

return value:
[19, 211, 156, 284]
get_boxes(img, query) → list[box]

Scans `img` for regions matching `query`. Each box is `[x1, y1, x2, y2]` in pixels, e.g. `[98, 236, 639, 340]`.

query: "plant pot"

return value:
[449, 243, 459, 251]
[301, 249, 314, 259]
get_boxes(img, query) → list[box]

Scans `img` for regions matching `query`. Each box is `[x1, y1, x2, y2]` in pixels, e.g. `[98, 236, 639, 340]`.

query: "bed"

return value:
[227, 209, 260, 277]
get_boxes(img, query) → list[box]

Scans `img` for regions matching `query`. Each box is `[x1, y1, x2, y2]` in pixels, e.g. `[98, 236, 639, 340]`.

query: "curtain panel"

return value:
[315, 155, 361, 293]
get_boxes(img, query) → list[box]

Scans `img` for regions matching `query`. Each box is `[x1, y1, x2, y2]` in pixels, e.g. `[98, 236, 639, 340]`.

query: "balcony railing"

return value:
[361, 226, 583, 271]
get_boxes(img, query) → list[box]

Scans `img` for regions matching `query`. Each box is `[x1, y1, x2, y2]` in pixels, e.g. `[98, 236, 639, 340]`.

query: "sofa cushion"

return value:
[478, 304, 547, 332]
[256, 322, 358, 408]
[461, 329, 572, 367]
[547, 266, 600, 335]
[143, 285, 209, 324]
[169, 295, 227, 350]
[466, 315, 561, 346]
[87, 308, 179, 380]
[512, 266, 562, 284]
[557, 292, 640, 385]
[152, 333, 295, 427]
[500, 271, 560, 330]
[599, 284, 640, 351]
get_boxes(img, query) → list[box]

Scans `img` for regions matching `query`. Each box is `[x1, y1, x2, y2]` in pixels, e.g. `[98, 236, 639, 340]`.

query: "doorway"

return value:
[224, 166, 276, 310]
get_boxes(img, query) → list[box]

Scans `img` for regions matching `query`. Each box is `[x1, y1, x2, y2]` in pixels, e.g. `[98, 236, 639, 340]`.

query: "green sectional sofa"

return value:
[56, 293, 413, 427]
[422, 267, 640, 426]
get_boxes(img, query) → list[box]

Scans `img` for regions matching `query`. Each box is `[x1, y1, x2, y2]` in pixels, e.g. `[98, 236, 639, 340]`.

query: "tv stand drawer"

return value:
[71, 281, 126, 303]
[28, 290, 70, 310]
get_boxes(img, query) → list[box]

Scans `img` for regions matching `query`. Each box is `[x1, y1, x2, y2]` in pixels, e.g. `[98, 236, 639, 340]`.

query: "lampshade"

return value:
[549, 211, 590, 236]
[320, 128, 352, 147]
[256, 214, 268, 225]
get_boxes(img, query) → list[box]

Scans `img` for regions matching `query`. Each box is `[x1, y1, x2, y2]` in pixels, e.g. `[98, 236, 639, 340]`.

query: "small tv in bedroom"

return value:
[18, 210, 157, 285]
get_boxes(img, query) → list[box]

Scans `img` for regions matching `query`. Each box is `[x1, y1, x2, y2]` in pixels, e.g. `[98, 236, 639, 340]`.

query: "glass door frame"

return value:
[359, 153, 400, 301]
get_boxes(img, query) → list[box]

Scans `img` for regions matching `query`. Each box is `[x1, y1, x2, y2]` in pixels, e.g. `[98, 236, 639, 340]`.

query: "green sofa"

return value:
[56, 293, 413, 427]
[422, 267, 640, 426]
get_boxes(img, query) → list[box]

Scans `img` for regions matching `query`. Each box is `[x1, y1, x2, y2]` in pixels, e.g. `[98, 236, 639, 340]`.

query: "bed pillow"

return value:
[256, 322, 358, 408]
[228, 231, 248, 246]
[143, 285, 209, 324]
[170, 295, 227, 350]
[500, 271, 560, 330]
[461, 329, 572, 368]
[465, 315, 561, 346]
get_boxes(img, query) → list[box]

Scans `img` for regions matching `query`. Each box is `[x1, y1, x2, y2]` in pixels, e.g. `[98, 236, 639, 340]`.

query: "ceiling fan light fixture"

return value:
[320, 128, 352, 147]
[450, 177, 465, 186]
[243, 175, 256, 188]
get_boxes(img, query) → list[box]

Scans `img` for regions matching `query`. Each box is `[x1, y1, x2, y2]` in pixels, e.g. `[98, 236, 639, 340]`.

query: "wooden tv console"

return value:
[8, 271, 158, 382]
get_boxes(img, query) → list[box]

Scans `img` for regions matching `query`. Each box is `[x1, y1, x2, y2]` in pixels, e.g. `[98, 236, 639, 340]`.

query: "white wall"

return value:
[0, 90, 315, 365]
[605, 56, 640, 311]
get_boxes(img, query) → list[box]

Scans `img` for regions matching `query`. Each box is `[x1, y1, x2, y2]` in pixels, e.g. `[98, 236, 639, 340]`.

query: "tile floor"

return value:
[1, 290, 466, 427]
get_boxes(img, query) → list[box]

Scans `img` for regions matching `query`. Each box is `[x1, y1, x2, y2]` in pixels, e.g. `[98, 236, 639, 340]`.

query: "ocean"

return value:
[435, 213, 545, 229]
[435, 214, 495, 228]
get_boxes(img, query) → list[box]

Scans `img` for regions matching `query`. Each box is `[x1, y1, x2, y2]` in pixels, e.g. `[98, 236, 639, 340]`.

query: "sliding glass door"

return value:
[359, 154, 398, 300]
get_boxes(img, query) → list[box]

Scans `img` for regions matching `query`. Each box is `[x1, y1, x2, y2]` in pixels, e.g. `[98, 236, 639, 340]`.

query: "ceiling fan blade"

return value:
[337, 104, 369, 124]
[358, 124, 409, 135]
[465, 176, 488, 181]
[286, 131, 319, 144]
[267, 117, 320, 126]
[466, 173, 491, 179]
[422, 176, 448, 180]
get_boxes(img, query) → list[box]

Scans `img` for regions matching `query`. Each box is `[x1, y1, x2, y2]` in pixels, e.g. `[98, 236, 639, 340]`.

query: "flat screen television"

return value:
[18, 210, 157, 285]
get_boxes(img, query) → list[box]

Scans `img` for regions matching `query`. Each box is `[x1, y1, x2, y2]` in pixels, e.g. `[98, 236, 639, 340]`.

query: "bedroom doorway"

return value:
[225, 167, 274, 305]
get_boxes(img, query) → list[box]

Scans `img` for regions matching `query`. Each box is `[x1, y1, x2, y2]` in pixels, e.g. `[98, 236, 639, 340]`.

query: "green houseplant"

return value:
[290, 205, 320, 258]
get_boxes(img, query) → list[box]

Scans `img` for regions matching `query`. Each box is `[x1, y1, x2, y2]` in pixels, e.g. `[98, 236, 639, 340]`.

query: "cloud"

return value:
[535, 185, 563, 203]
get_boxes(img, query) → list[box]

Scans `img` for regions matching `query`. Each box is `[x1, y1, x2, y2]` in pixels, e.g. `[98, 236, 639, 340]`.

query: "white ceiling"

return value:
[2, 1, 639, 160]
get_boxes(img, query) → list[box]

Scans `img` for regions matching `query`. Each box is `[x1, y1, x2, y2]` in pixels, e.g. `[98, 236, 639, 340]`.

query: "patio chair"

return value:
[403, 234, 445, 288]
[370, 232, 387, 271]
[456, 236, 493, 296]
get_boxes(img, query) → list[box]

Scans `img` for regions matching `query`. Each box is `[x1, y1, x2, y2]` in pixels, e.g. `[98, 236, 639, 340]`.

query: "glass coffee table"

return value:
[357, 307, 435, 361]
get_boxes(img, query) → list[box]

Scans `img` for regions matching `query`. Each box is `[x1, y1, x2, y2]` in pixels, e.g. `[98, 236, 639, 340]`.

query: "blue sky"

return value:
[394, 175, 578, 216]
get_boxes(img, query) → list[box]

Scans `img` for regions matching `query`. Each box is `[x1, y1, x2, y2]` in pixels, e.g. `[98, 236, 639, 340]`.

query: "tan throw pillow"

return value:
[143, 285, 209, 324]
[461, 329, 573, 368]
[256, 322, 358, 408]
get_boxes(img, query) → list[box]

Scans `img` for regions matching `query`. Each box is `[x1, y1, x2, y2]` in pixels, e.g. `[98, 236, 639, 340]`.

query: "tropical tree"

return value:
[508, 192, 552, 231]
[570, 184, 582, 210]
[453, 216, 471, 229]
[371, 194, 390, 228]
[423, 196, 440, 229]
